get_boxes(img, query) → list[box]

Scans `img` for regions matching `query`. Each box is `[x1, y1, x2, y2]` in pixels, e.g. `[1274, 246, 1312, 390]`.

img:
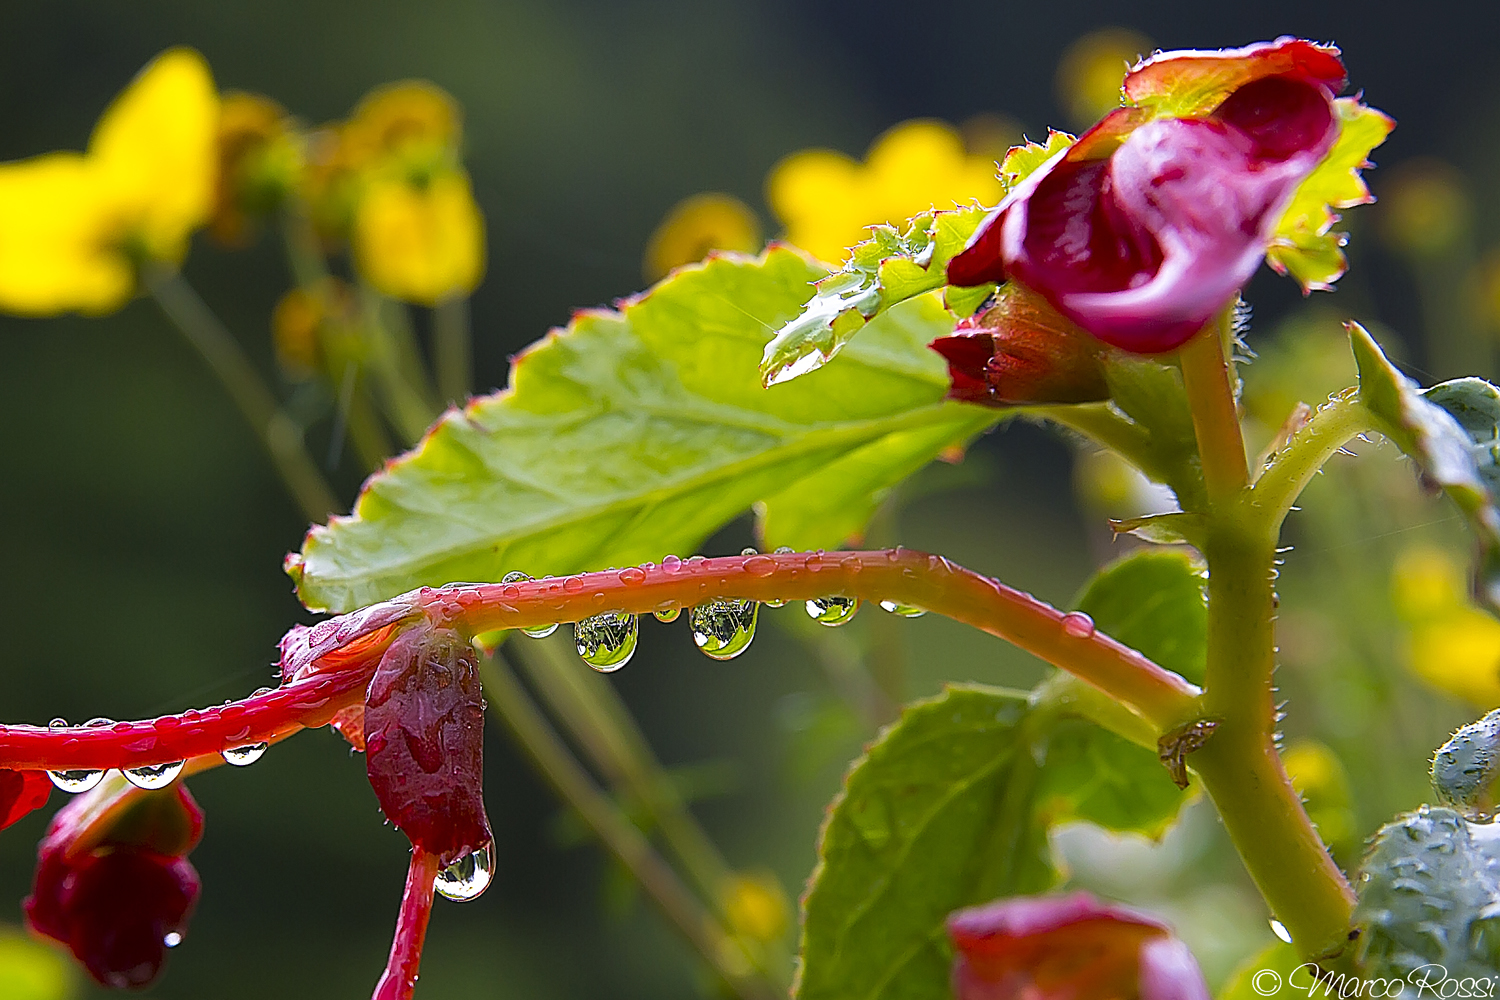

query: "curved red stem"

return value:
[372, 847, 441, 1000]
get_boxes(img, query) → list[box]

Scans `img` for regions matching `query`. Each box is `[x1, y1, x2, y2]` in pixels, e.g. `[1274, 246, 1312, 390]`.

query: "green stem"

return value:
[1246, 390, 1372, 536]
[1031, 401, 1167, 484]
[510, 635, 738, 916]
[357, 286, 440, 444]
[1178, 316, 1248, 506]
[433, 296, 473, 405]
[478, 650, 778, 1000]
[144, 267, 338, 523]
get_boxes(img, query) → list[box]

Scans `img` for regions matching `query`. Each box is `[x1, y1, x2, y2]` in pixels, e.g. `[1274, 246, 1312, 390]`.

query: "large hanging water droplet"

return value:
[123, 761, 185, 790]
[434, 843, 494, 901]
[503, 572, 560, 638]
[1269, 918, 1292, 944]
[222, 742, 268, 767]
[653, 604, 681, 623]
[163, 931, 183, 948]
[878, 600, 926, 618]
[575, 612, 639, 672]
[806, 596, 859, 626]
[48, 769, 105, 793]
[688, 599, 759, 661]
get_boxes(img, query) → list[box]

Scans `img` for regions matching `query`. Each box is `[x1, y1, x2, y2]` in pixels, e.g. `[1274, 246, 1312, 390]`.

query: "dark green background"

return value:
[0, 1, 1495, 996]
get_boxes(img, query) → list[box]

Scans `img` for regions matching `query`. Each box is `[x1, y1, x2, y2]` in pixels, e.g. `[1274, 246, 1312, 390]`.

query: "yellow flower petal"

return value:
[643, 193, 761, 281]
[353, 170, 485, 305]
[342, 80, 460, 170]
[88, 47, 218, 264]
[0, 153, 133, 315]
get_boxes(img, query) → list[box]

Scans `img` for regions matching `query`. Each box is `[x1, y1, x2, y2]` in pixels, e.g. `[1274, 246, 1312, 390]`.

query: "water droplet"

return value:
[502, 570, 531, 585]
[653, 604, 681, 623]
[740, 546, 759, 556]
[163, 931, 183, 948]
[764, 597, 787, 608]
[521, 621, 559, 639]
[662, 554, 682, 572]
[85, 717, 114, 727]
[878, 600, 926, 618]
[48, 718, 67, 730]
[1269, 918, 1292, 944]
[435, 843, 494, 901]
[575, 612, 639, 672]
[743, 554, 776, 578]
[773, 546, 794, 554]
[689, 599, 760, 661]
[806, 596, 859, 626]
[222, 742, 268, 767]
[618, 567, 647, 586]
[563, 576, 585, 594]
[1061, 612, 1096, 639]
[122, 761, 185, 790]
[48, 769, 104, 793]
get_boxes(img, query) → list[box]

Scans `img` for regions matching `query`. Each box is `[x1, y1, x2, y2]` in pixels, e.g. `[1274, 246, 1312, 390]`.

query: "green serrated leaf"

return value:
[759, 208, 989, 387]
[999, 130, 1075, 192]
[1266, 99, 1394, 292]
[1351, 322, 1500, 615]
[797, 683, 1188, 1000]
[290, 248, 999, 612]
[1076, 549, 1208, 685]
[1355, 806, 1500, 977]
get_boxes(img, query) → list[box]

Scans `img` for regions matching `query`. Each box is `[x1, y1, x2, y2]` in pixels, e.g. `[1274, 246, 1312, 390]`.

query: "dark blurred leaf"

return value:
[797, 683, 1188, 1000]
[1351, 322, 1500, 614]
[1076, 549, 1208, 685]
[290, 248, 998, 612]
[1355, 806, 1500, 976]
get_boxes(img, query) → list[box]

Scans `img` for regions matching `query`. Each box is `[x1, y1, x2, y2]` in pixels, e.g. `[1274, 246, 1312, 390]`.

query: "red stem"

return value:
[0, 549, 1199, 773]
[372, 847, 441, 1000]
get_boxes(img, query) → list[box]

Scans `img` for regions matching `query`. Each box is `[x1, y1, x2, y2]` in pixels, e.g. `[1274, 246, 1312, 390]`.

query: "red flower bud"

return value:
[949, 38, 1348, 354]
[25, 783, 203, 990]
[0, 769, 51, 830]
[365, 626, 492, 867]
[930, 284, 1109, 406]
[947, 892, 1209, 1000]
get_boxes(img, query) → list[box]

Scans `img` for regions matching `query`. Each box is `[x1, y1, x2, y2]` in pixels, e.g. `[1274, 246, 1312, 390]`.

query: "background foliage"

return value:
[4, 1, 1500, 997]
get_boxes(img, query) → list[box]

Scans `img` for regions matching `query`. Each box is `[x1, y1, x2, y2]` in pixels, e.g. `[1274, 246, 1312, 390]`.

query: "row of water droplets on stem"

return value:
[43, 712, 271, 796]
[502, 548, 928, 673]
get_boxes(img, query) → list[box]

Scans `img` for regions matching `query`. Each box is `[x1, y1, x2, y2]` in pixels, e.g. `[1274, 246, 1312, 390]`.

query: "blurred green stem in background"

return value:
[479, 648, 781, 1000]
[433, 295, 473, 405]
[144, 266, 338, 522]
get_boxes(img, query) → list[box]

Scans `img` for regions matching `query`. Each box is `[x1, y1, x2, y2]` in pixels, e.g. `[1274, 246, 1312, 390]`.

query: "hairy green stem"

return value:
[144, 267, 338, 522]
[478, 650, 778, 1000]
[1247, 390, 1372, 535]
[1178, 317, 1248, 506]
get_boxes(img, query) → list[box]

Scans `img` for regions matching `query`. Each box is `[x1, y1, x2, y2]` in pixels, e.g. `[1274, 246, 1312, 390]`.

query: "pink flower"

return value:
[947, 892, 1209, 1000]
[948, 38, 1350, 353]
[25, 783, 203, 990]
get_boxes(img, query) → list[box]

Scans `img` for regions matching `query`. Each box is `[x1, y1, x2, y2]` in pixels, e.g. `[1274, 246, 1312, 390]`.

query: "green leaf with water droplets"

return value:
[757, 208, 989, 388]
[1351, 322, 1500, 615]
[290, 247, 999, 612]
[796, 682, 1189, 1000]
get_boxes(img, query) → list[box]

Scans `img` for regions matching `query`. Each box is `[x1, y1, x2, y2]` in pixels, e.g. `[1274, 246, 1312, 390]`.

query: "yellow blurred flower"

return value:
[341, 81, 460, 171]
[1281, 739, 1356, 848]
[721, 871, 790, 944]
[1056, 28, 1152, 130]
[353, 171, 484, 305]
[1378, 158, 1471, 258]
[0, 48, 217, 315]
[766, 119, 1005, 264]
[643, 193, 762, 281]
[1392, 544, 1500, 707]
[212, 91, 303, 246]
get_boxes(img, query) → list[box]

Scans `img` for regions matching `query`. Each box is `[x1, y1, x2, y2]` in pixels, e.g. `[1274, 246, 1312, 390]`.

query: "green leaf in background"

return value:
[1218, 941, 1305, 1000]
[1350, 321, 1500, 614]
[1075, 549, 1208, 686]
[757, 208, 988, 388]
[0, 930, 72, 1000]
[289, 248, 999, 612]
[1354, 806, 1500, 977]
[796, 683, 1189, 1000]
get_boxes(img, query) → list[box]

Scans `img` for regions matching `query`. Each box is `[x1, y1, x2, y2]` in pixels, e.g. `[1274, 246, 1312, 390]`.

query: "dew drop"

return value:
[773, 546, 794, 554]
[521, 622, 559, 639]
[222, 742, 269, 767]
[740, 547, 759, 556]
[122, 761, 185, 790]
[662, 554, 682, 572]
[503, 572, 558, 638]
[435, 843, 494, 901]
[764, 597, 787, 608]
[502, 570, 531, 585]
[689, 599, 760, 661]
[163, 932, 183, 948]
[1061, 612, 1096, 639]
[563, 576, 585, 594]
[48, 718, 67, 730]
[653, 604, 681, 623]
[575, 612, 639, 672]
[48, 769, 105, 793]
[618, 567, 647, 586]
[85, 717, 114, 728]
[743, 554, 776, 578]
[878, 600, 927, 618]
[1269, 918, 1292, 944]
[806, 596, 859, 626]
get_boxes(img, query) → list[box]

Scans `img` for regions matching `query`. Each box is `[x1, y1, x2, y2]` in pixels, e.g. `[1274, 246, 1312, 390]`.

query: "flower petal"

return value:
[1123, 37, 1346, 117]
[0, 770, 51, 831]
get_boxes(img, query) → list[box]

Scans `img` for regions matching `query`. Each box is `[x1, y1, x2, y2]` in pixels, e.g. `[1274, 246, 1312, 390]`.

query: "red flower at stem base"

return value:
[948, 38, 1361, 354]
